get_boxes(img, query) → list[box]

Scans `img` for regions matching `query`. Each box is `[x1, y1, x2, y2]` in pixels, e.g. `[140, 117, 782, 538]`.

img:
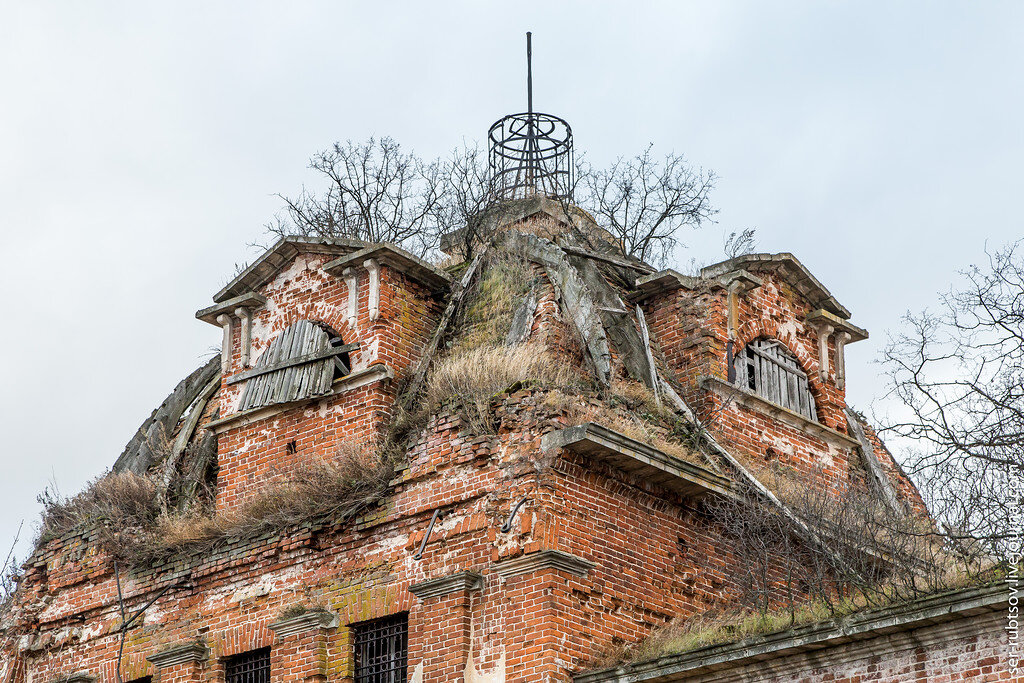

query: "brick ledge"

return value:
[574, 584, 1007, 682]
[492, 550, 595, 580]
[701, 375, 860, 450]
[268, 610, 339, 638]
[147, 641, 209, 667]
[409, 571, 485, 600]
[206, 363, 393, 434]
[541, 422, 734, 499]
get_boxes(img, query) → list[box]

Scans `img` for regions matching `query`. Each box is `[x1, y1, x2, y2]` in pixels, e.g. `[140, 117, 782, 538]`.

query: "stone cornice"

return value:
[541, 422, 734, 499]
[52, 674, 96, 683]
[146, 641, 209, 667]
[805, 309, 869, 343]
[268, 610, 339, 638]
[409, 571, 485, 600]
[324, 243, 453, 293]
[195, 292, 268, 326]
[701, 375, 860, 450]
[574, 584, 1007, 682]
[492, 549, 595, 580]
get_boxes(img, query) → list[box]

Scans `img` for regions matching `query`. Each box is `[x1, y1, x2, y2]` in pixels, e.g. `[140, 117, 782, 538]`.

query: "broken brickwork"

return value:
[0, 214, 1008, 681]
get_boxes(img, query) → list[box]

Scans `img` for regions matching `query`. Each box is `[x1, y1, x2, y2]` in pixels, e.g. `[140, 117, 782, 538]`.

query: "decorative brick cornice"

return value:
[492, 550, 595, 580]
[268, 610, 339, 638]
[146, 641, 209, 667]
[52, 674, 96, 683]
[409, 571, 484, 600]
[575, 584, 1007, 682]
[541, 422, 734, 500]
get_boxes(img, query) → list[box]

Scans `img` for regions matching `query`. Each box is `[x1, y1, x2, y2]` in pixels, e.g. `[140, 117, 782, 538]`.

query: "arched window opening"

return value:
[236, 320, 353, 411]
[733, 338, 817, 421]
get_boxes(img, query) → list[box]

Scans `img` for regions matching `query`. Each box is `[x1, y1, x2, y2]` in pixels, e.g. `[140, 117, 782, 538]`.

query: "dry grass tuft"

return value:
[135, 441, 391, 563]
[544, 380, 705, 466]
[37, 472, 159, 544]
[35, 441, 392, 568]
[424, 344, 581, 433]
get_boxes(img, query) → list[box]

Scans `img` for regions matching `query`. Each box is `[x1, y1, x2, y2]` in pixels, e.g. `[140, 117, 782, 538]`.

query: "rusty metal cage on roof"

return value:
[488, 111, 574, 201]
[488, 32, 574, 202]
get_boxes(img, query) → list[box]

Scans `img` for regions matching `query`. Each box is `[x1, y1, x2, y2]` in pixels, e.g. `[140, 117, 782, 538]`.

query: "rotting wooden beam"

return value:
[225, 343, 359, 385]
[398, 250, 486, 412]
[559, 245, 656, 274]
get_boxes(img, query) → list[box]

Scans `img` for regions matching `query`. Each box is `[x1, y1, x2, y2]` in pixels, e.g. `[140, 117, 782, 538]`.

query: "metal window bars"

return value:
[225, 647, 270, 683]
[353, 614, 409, 683]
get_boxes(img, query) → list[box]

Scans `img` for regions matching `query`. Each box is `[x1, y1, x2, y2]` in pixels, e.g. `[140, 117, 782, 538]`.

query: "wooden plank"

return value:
[227, 343, 359, 385]
[282, 320, 313, 403]
[399, 250, 485, 413]
[559, 245, 657, 274]
[286, 321, 314, 402]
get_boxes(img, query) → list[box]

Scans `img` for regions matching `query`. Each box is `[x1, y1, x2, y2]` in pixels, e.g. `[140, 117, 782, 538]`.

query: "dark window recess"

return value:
[733, 338, 817, 421]
[225, 647, 270, 683]
[353, 614, 409, 683]
[127, 678, 153, 683]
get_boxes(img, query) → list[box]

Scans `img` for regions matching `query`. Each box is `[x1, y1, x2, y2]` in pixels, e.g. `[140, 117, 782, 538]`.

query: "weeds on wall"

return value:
[451, 248, 536, 352]
[596, 565, 1001, 667]
[34, 440, 392, 568]
[423, 344, 584, 434]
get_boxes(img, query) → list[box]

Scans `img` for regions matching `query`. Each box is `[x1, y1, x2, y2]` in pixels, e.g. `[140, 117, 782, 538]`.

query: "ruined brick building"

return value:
[0, 75, 1012, 682]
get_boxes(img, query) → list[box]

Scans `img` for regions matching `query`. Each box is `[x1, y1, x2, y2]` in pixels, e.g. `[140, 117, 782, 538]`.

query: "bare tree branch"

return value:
[877, 241, 1024, 554]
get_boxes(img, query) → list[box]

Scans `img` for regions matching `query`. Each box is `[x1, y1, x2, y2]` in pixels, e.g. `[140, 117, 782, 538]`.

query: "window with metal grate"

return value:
[225, 647, 270, 683]
[353, 614, 408, 683]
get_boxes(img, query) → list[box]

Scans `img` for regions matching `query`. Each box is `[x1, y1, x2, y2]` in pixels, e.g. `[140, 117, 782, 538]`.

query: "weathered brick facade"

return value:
[0, 221, 1011, 681]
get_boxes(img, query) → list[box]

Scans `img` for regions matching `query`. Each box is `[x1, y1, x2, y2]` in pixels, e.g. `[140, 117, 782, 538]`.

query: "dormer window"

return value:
[233, 320, 354, 411]
[733, 339, 817, 421]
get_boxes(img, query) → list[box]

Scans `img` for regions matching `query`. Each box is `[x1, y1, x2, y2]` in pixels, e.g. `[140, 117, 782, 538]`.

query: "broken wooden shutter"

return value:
[237, 320, 350, 411]
[734, 339, 817, 421]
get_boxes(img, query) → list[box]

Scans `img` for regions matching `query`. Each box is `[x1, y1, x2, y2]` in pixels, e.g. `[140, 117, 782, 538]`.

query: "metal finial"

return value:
[527, 32, 533, 115]
[487, 31, 574, 202]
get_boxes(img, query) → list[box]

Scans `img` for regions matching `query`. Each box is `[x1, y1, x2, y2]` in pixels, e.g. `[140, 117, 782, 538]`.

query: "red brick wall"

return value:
[643, 272, 859, 490]
[214, 254, 440, 511]
[4, 246, 955, 683]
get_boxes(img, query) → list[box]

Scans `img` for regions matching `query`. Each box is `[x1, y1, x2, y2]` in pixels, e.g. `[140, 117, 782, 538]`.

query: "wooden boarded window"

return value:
[234, 320, 352, 411]
[734, 339, 817, 421]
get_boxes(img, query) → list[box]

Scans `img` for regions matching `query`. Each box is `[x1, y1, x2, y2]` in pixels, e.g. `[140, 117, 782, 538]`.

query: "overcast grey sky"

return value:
[1, 1, 1020, 560]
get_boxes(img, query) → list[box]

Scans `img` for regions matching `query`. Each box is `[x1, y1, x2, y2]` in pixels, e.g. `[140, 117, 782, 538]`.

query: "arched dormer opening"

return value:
[733, 338, 818, 421]
[237, 320, 353, 411]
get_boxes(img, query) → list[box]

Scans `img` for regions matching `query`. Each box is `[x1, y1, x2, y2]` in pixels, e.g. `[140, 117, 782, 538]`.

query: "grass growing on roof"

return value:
[452, 249, 535, 352]
[34, 440, 393, 569]
[598, 566, 1003, 667]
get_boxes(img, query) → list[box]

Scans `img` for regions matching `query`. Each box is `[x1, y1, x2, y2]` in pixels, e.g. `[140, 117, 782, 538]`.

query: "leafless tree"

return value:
[705, 465, 982, 620]
[271, 137, 718, 266]
[429, 143, 511, 260]
[0, 522, 22, 613]
[575, 144, 717, 266]
[879, 242, 1024, 555]
[269, 137, 446, 256]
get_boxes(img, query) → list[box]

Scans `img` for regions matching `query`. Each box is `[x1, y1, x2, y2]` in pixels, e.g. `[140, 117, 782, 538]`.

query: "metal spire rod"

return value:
[527, 31, 533, 114]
